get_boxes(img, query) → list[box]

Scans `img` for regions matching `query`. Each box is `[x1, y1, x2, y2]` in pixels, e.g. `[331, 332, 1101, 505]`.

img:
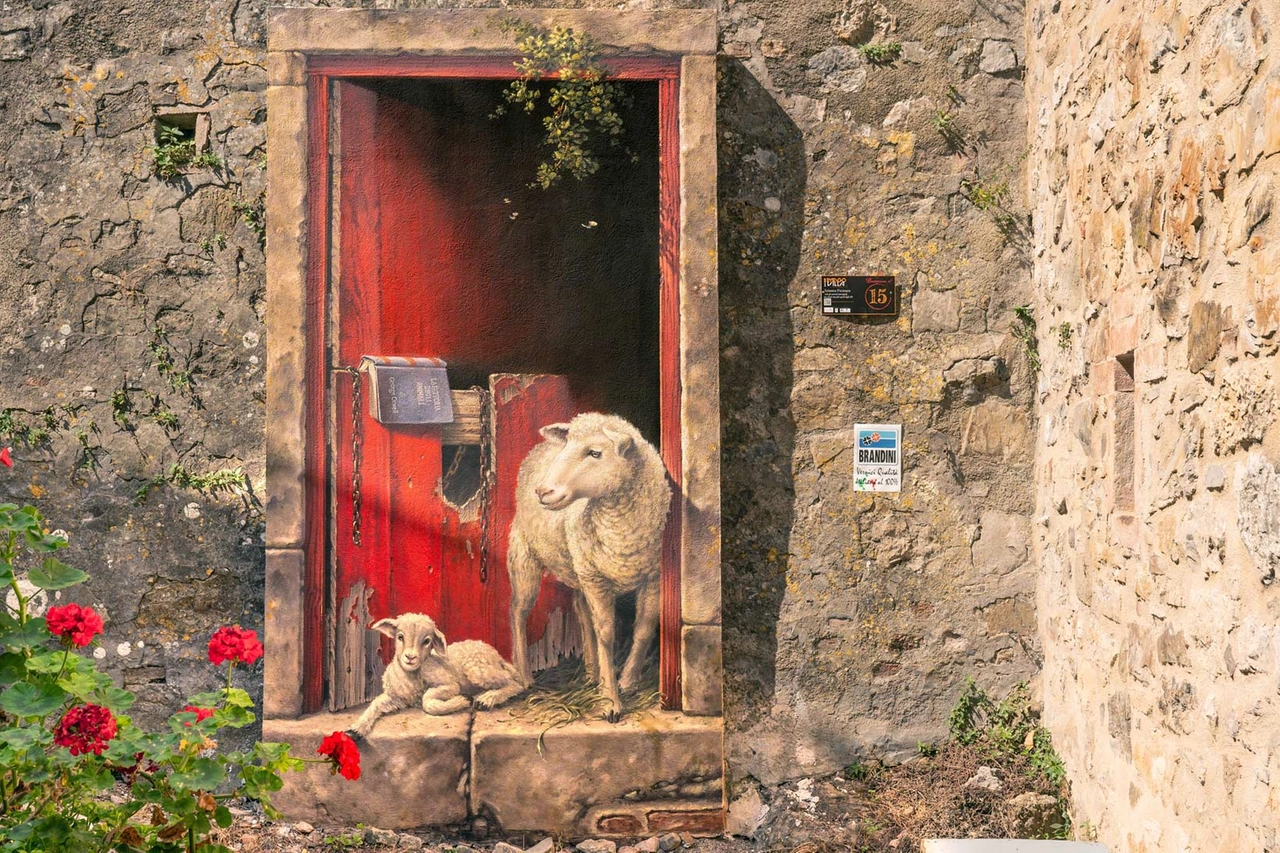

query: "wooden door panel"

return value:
[483, 374, 580, 664]
[331, 81, 393, 710]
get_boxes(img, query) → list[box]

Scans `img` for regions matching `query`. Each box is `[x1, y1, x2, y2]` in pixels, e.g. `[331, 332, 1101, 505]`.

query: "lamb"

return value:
[349, 613, 525, 739]
[507, 412, 672, 722]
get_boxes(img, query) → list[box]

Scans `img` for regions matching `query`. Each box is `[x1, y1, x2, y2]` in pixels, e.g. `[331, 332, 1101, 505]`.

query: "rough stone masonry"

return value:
[0, 0, 1040, 836]
[1026, 0, 1280, 850]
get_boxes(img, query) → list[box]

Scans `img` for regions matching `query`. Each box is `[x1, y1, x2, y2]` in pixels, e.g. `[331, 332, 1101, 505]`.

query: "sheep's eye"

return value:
[396, 634, 404, 642]
[421, 638, 431, 646]
[587, 449, 602, 459]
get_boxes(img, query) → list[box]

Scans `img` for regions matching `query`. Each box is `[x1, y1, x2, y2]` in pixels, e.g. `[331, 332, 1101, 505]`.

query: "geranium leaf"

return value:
[0, 681, 66, 717]
[0, 615, 51, 648]
[28, 557, 88, 591]
[170, 757, 225, 791]
[94, 686, 135, 713]
[0, 651, 26, 685]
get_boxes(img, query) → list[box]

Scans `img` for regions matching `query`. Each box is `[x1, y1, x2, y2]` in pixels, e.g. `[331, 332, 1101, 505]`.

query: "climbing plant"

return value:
[491, 16, 632, 189]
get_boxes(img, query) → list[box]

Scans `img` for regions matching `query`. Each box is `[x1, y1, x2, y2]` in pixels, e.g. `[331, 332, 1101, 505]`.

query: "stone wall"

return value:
[0, 0, 1037, 826]
[719, 0, 1038, 809]
[1025, 0, 1280, 850]
[0, 0, 269, 737]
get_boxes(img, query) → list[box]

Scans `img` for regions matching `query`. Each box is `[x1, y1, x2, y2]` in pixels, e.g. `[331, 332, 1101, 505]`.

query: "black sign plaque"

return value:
[821, 275, 898, 317]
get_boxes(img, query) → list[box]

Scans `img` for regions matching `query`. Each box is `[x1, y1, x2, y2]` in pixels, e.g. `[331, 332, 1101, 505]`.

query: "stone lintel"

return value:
[470, 708, 723, 836]
[264, 82, 310, 550]
[268, 9, 717, 56]
[264, 709, 470, 828]
[680, 624, 723, 716]
[678, 53, 722, 627]
[264, 548, 306, 719]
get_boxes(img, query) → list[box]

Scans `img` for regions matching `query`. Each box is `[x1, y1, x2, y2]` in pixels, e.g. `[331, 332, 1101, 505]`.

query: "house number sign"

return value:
[822, 275, 898, 317]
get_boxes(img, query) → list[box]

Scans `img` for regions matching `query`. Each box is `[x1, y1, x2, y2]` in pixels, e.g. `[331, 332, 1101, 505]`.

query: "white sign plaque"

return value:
[854, 423, 901, 492]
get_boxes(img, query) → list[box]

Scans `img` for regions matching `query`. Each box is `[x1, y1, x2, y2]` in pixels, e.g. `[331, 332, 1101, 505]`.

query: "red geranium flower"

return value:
[317, 731, 361, 781]
[207, 625, 263, 666]
[0, 447, 11, 468]
[53, 704, 118, 756]
[181, 705, 215, 725]
[45, 603, 105, 648]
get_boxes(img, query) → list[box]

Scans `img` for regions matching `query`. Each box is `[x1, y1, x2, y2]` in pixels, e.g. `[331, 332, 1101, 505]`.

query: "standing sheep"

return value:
[349, 613, 525, 739]
[507, 412, 672, 722]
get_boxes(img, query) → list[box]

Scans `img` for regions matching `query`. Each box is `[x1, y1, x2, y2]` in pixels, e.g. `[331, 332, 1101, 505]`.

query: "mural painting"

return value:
[263, 10, 722, 837]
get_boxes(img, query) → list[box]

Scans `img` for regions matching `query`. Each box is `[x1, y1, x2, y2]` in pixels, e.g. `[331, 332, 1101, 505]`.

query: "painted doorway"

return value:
[326, 75, 665, 710]
[264, 11, 721, 833]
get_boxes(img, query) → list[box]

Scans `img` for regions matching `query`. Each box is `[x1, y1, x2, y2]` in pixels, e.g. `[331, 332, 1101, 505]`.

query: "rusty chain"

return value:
[343, 366, 363, 547]
[477, 386, 493, 584]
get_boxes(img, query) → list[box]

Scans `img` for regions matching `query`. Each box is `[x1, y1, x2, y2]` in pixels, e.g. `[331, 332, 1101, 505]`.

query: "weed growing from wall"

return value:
[860, 42, 903, 64]
[233, 191, 266, 249]
[933, 108, 966, 151]
[0, 405, 83, 449]
[491, 16, 632, 189]
[1011, 305, 1040, 373]
[949, 678, 1067, 787]
[134, 463, 250, 504]
[149, 123, 221, 179]
[948, 678, 1073, 837]
[1056, 322, 1072, 349]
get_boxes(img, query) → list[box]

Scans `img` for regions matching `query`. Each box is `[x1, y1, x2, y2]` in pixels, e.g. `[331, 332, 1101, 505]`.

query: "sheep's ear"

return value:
[601, 425, 634, 458]
[370, 618, 398, 639]
[540, 423, 570, 443]
[430, 628, 448, 656]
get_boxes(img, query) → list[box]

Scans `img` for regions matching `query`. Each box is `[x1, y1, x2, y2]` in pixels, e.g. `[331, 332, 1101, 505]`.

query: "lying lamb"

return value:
[508, 412, 672, 722]
[349, 612, 525, 738]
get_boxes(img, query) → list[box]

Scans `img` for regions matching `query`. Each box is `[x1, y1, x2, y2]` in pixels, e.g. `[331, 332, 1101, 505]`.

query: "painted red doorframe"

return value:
[303, 55, 684, 714]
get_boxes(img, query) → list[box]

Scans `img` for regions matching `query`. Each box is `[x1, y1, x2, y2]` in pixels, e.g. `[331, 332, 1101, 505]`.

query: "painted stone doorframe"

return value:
[263, 8, 721, 834]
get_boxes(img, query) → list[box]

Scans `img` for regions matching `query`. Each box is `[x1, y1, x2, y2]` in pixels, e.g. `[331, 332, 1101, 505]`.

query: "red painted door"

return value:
[328, 79, 595, 708]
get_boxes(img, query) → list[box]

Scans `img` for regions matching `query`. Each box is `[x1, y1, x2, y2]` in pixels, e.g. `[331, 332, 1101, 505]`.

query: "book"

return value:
[358, 355, 454, 425]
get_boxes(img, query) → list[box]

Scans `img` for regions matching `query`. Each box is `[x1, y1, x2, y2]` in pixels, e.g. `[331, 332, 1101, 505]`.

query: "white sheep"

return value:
[349, 613, 525, 738]
[507, 412, 672, 722]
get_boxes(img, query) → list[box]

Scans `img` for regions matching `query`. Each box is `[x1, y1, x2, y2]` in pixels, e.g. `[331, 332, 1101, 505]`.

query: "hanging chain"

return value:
[477, 387, 493, 584]
[343, 367, 363, 547]
[438, 441, 467, 496]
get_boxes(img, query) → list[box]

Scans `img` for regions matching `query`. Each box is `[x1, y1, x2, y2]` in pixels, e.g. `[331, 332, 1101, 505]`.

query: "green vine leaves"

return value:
[491, 17, 632, 190]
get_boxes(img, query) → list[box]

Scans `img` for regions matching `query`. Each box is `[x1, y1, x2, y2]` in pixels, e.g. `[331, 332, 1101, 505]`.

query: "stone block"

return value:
[959, 400, 1030, 460]
[264, 710, 469, 828]
[266, 51, 307, 86]
[268, 9, 717, 55]
[265, 82, 311, 550]
[1238, 453, 1280, 584]
[1109, 314, 1138, 357]
[470, 708, 722, 835]
[1187, 301, 1225, 374]
[681, 624, 722, 715]
[979, 39, 1018, 74]
[264, 548, 306, 719]
[913, 289, 961, 333]
[972, 511, 1030, 575]
[678, 52, 721, 630]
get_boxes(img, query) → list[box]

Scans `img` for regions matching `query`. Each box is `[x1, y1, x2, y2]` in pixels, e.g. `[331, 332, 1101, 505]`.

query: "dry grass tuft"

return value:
[510, 659, 660, 750]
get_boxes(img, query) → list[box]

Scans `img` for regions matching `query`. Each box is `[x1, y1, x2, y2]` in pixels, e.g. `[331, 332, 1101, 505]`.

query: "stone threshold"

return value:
[264, 707, 724, 838]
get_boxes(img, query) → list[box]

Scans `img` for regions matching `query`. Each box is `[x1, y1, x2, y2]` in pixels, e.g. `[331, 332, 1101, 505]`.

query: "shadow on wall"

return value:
[717, 58, 803, 739]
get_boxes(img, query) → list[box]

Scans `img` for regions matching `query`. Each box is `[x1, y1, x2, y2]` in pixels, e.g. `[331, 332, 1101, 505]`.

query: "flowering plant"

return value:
[0, 463, 358, 850]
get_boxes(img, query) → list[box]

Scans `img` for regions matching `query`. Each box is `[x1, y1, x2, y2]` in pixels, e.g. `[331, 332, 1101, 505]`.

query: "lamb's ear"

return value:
[430, 628, 448, 656]
[540, 423, 570, 443]
[370, 618, 398, 639]
[601, 425, 635, 458]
